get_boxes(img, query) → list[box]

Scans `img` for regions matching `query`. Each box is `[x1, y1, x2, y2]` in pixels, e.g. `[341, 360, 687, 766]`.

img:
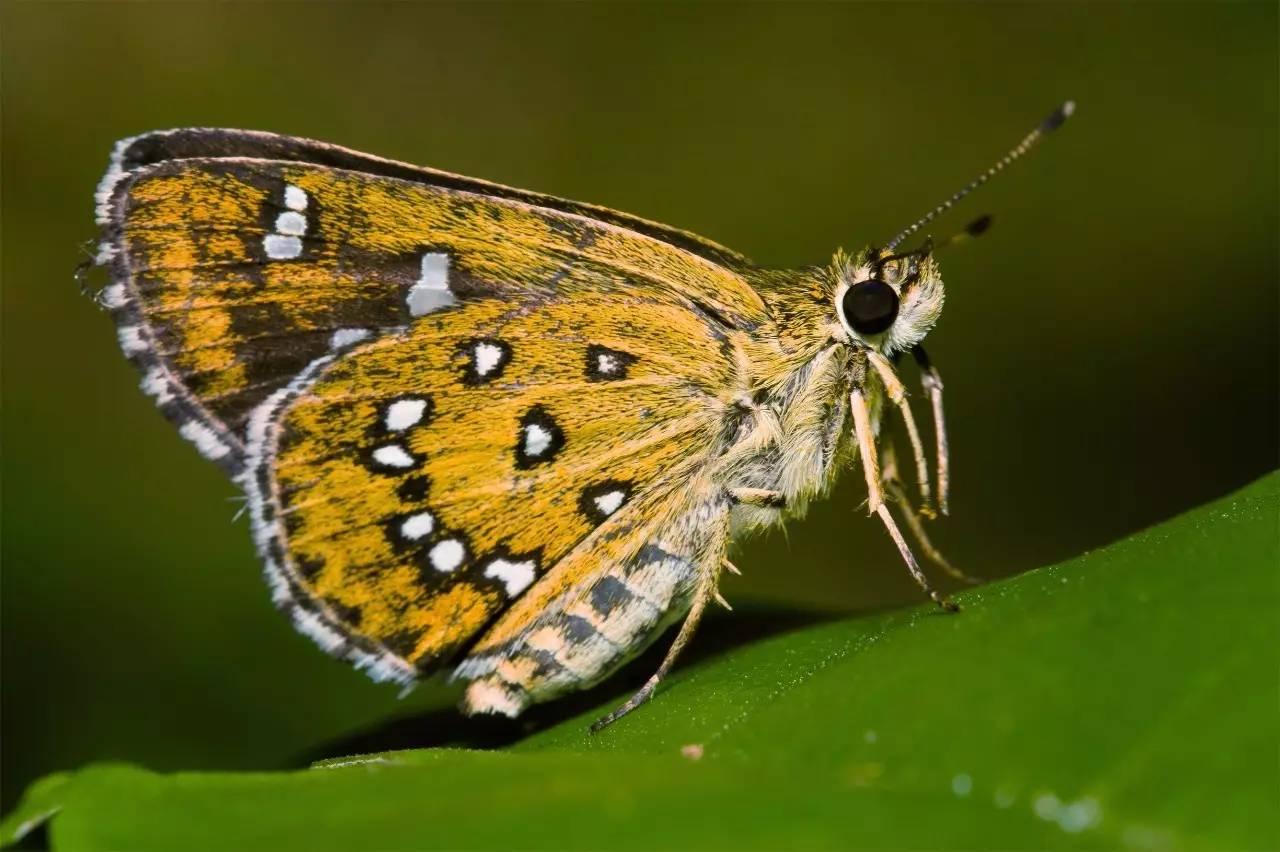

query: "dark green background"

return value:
[2, 2, 1276, 812]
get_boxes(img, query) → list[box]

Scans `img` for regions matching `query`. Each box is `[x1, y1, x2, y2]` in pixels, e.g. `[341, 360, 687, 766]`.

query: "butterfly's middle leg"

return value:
[587, 559, 719, 732]
[881, 442, 980, 586]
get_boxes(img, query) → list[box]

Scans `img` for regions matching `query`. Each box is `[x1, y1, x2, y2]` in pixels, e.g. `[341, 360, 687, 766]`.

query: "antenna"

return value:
[884, 101, 1075, 251]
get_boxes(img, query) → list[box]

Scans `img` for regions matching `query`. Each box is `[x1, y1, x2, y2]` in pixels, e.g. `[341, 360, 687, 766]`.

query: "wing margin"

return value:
[95, 128, 749, 268]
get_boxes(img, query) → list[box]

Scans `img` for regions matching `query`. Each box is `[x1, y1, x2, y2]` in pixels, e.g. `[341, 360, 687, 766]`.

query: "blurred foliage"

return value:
[1, 0, 1276, 817]
[5, 473, 1277, 850]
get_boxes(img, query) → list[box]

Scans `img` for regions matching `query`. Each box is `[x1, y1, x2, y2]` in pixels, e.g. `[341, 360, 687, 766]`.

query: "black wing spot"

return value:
[296, 554, 325, 583]
[515, 405, 565, 468]
[397, 473, 432, 503]
[382, 629, 424, 662]
[585, 344, 638, 382]
[322, 597, 364, 628]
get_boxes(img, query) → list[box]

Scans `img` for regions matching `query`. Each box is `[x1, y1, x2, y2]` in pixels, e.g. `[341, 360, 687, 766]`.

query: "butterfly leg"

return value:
[866, 350, 934, 516]
[589, 563, 717, 732]
[459, 493, 732, 725]
[881, 443, 981, 586]
[912, 345, 950, 516]
[851, 388, 958, 612]
[849, 386, 885, 513]
[728, 487, 786, 508]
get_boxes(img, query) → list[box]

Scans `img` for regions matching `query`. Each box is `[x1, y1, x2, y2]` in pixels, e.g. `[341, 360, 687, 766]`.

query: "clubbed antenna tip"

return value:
[884, 101, 1077, 251]
[1041, 100, 1076, 133]
[965, 214, 993, 237]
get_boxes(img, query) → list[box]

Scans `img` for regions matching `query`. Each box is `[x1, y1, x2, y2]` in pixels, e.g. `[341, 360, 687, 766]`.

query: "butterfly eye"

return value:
[841, 279, 900, 336]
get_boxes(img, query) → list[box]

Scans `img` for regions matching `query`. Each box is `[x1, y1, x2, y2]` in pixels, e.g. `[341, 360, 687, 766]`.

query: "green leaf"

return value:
[5, 473, 1276, 851]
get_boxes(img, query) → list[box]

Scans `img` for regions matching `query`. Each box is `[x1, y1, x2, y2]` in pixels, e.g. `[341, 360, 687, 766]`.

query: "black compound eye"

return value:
[841, 279, 900, 335]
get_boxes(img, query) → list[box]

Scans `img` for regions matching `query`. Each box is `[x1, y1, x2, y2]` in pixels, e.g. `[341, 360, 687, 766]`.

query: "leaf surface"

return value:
[5, 473, 1277, 850]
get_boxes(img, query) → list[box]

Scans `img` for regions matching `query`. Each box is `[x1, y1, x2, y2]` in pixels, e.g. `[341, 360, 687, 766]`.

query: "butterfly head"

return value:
[832, 244, 943, 356]
[825, 101, 1077, 359]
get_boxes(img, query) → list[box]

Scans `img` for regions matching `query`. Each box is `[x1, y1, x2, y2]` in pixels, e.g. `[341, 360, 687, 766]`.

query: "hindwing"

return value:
[248, 295, 737, 681]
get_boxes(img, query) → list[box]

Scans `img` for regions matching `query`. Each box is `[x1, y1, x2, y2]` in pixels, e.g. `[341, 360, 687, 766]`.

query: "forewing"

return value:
[95, 132, 766, 477]
[98, 128, 750, 268]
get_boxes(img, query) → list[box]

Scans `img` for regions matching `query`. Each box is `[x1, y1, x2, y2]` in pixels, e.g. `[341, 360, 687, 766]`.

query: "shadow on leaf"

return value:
[298, 605, 843, 763]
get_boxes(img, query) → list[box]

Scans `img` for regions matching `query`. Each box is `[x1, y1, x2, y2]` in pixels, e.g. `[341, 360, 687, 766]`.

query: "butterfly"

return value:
[91, 102, 1072, 729]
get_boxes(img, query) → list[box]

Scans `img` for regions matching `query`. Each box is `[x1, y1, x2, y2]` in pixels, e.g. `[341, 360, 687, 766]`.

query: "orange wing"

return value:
[95, 130, 766, 477]
[248, 295, 736, 682]
[94, 131, 767, 681]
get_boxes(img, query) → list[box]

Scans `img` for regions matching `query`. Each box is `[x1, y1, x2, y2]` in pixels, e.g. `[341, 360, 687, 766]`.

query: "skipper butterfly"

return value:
[91, 103, 1072, 729]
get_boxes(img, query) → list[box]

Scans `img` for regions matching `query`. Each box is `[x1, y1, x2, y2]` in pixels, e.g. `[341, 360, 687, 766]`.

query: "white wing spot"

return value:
[284, 184, 308, 211]
[179, 421, 231, 460]
[117, 325, 147, 354]
[484, 559, 537, 597]
[385, 398, 427, 431]
[406, 252, 454, 316]
[523, 424, 552, 458]
[140, 367, 173, 404]
[330, 328, 371, 350]
[101, 284, 127, 309]
[597, 353, 619, 374]
[429, 539, 465, 573]
[593, 490, 626, 517]
[400, 511, 435, 540]
[474, 342, 504, 377]
[372, 444, 416, 468]
[265, 186, 309, 257]
[418, 251, 449, 288]
[275, 210, 307, 236]
[264, 234, 302, 260]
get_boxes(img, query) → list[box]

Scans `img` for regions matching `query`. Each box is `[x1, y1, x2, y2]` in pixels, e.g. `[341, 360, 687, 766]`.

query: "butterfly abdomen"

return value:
[457, 495, 729, 715]
[457, 558, 694, 717]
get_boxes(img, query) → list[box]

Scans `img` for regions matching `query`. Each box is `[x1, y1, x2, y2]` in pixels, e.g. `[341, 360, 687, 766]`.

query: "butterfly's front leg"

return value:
[850, 356, 959, 613]
[865, 349, 934, 517]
